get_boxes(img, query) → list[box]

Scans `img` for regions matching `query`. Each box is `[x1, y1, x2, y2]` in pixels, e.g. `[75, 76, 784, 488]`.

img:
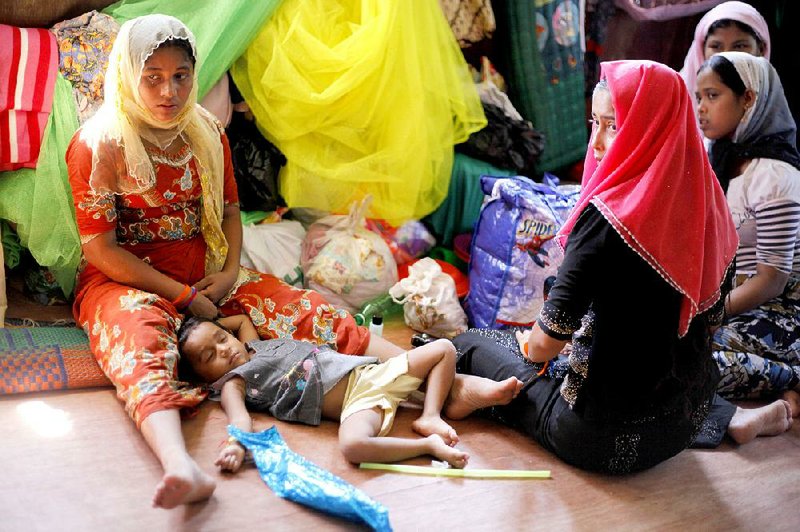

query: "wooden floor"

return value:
[2, 278, 799, 531]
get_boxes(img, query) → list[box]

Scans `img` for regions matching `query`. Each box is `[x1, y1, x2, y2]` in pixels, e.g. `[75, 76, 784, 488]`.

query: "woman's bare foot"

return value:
[727, 400, 793, 445]
[444, 375, 524, 420]
[780, 390, 800, 418]
[426, 434, 469, 468]
[412, 415, 459, 446]
[152, 454, 216, 509]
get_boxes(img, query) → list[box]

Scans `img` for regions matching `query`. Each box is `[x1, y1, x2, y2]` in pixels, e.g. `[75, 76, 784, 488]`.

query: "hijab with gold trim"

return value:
[79, 14, 227, 274]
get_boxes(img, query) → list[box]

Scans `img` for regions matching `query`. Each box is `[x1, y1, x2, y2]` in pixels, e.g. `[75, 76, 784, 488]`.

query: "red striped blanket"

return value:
[0, 24, 58, 171]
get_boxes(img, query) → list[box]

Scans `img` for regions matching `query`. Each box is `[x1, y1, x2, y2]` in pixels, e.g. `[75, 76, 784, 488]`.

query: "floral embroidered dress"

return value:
[67, 133, 368, 426]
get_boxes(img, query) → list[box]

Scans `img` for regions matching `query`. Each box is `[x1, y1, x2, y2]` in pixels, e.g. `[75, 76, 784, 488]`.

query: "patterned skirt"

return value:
[73, 237, 368, 427]
[713, 277, 800, 399]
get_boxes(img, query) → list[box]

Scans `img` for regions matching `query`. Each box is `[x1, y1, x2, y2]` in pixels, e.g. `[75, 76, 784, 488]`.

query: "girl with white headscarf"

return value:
[696, 51, 800, 411]
[66, 14, 400, 508]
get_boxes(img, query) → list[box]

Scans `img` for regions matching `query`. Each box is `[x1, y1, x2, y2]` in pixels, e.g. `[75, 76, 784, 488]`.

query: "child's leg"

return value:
[404, 339, 459, 444]
[339, 407, 469, 468]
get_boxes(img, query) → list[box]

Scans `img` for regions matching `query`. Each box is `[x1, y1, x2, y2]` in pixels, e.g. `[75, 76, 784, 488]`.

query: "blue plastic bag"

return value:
[465, 173, 580, 328]
[229, 425, 392, 532]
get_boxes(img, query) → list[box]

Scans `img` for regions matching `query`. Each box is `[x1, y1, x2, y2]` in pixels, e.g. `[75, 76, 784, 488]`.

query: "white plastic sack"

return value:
[389, 257, 467, 338]
[301, 197, 398, 313]
[240, 220, 306, 287]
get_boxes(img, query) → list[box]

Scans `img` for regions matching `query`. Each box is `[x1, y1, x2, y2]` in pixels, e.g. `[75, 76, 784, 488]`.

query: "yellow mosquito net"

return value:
[231, 0, 487, 225]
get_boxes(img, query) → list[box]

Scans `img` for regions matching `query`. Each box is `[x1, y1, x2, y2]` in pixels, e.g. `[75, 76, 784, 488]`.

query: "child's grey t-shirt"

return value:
[211, 339, 377, 426]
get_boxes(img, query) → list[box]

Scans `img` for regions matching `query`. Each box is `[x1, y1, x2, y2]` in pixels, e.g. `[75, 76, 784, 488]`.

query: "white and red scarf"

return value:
[0, 24, 58, 171]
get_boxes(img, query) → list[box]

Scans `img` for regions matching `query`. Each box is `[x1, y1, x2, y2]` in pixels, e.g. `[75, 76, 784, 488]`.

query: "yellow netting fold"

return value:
[231, 0, 487, 225]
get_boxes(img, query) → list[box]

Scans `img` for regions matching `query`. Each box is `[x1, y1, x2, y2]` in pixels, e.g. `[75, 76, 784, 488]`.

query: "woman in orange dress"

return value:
[66, 14, 399, 509]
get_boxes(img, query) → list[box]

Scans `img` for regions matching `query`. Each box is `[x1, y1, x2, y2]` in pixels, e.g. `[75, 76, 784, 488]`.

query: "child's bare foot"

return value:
[412, 415, 459, 446]
[152, 455, 216, 509]
[445, 375, 524, 420]
[426, 434, 469, 469]
[780, 390, 800, 418]
[727, 400, 793, 445]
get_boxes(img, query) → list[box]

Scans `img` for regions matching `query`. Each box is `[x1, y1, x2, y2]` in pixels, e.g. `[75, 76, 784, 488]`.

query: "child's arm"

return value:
[217, 314, 259, 343]
[216, 377, 251, 473]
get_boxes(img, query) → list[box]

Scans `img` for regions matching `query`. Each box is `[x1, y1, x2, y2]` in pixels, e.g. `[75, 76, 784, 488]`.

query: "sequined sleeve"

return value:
[537, 205, 609, 340]
[221, 131, 239, 207]
[705, 262, 735, 327]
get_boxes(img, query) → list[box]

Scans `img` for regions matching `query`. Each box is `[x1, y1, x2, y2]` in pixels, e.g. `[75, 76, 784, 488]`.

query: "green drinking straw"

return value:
[359, 463, 551, 479]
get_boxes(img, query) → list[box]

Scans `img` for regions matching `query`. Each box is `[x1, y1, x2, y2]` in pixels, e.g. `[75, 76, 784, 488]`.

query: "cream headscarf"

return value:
[79, 14, 228, 274]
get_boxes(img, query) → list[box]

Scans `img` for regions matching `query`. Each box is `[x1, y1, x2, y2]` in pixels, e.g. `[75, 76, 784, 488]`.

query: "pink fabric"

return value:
[614, 0, 725, 22]
[200, 72, 233, 127]
[558, 61, 738, 337]
[679, 1, 770, 96]
[0, 24, 58, 171]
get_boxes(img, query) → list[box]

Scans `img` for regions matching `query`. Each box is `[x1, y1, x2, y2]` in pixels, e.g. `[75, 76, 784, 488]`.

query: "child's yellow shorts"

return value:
[340, 352, 423, 436]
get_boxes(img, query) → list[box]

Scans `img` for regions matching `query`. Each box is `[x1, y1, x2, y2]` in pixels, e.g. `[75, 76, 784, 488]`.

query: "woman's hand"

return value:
[215, 443, 245, 473]
[515, 329, 532, 360]
[195, 270, 238, 304]
[186, 291, 219, 319]
[516, 323, 567, 363]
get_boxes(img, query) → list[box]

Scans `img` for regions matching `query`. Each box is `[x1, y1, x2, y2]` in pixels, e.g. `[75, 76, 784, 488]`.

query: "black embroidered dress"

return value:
[454, 206, 737, 474]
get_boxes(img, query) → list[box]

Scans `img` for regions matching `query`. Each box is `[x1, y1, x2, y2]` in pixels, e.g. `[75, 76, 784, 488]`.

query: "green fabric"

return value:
[497, 0, 587, 172]
[1, 222, 22, 269]
[0, 74, 81, 296]
[0, 1, 280, 297]
[240, 210, 270, 226]
[423, 153, 514, 247]
[103, 0, 282, 98]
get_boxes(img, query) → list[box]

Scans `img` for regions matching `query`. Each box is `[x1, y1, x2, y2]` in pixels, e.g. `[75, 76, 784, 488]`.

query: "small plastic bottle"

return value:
[368, 314, 384, 337]
[354, 293, 402, 326]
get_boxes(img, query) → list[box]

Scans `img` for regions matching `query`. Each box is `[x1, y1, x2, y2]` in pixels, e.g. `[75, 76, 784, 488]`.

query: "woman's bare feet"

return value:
[780, 390, 800, 418]
[426, 434, 469, 468]
[727, 400, 793, 445]
[152, 454, 216, 509]
[444, 375, 524, 420]
[412, 415, 459, 446]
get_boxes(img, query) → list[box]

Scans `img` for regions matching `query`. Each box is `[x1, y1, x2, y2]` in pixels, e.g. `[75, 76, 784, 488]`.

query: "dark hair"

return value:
[706, 19, 765, 55]
[175, 315, 230, 383]
[157, 37, 196, 66]
[699, 55, 746, 96]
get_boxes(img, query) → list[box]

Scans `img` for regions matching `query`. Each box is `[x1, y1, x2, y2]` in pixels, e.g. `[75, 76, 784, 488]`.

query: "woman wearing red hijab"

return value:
[453, 61, 792, 474]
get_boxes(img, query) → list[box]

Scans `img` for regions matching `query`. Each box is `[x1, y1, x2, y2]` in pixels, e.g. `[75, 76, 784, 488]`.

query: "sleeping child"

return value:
[177, 314, 523, 471]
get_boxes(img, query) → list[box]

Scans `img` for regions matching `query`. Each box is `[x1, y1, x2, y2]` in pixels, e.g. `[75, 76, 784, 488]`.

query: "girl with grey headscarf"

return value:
[696, 51, 800, 411]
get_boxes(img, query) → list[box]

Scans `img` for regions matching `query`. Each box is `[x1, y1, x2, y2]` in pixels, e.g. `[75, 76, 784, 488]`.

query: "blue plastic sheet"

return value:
[229, 425, 392, 531]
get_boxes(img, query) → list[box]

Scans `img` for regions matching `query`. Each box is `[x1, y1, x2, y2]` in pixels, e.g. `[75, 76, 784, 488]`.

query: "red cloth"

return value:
[557, 60, 738, 337]
[0, 24, 58, 171]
